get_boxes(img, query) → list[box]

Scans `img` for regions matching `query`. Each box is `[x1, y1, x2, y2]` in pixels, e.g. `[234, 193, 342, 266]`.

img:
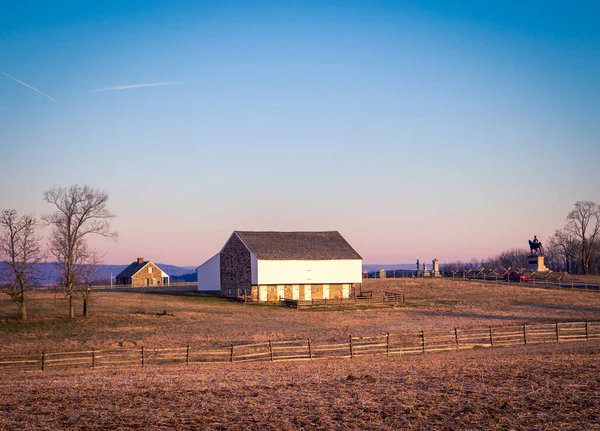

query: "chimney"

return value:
[137, 257, 144, 264]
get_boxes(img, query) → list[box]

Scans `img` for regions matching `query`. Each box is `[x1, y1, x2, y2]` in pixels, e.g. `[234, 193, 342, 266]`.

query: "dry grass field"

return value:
[0, 341, 598, 430]
[1, 278, 600, 429]
[1, 278, 600, 355]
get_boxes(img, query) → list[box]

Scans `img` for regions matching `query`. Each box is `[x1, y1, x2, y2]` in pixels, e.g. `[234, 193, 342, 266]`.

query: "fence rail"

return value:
[1, 321, 598, 373]
[363, 268, 600, 292]
[287, 292, 405, 309]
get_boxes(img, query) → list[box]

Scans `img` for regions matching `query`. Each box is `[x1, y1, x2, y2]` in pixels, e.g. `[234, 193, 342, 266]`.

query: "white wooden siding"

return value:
[256, 259, 362, 285]
[196, 254, 220, 291]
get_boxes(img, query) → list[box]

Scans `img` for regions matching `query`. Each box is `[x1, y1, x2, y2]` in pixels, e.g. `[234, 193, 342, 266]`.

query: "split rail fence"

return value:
[1, 320, 598, 373]
[282, 291, 405, 308]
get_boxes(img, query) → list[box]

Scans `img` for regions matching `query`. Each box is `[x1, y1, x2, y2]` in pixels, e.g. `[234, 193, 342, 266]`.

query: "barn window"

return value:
[148, 267, 153, 274]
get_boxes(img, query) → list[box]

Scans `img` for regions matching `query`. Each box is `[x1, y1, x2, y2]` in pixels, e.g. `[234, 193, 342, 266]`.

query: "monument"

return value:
[525, 235, 550, 274]
[432, 259, 441, 277]
[379, 269, 387, 279]
[422, 262, 431, 277]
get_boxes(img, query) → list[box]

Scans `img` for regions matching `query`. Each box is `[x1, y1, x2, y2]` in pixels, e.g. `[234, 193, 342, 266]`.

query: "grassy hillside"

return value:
[1, 278, 599, 355]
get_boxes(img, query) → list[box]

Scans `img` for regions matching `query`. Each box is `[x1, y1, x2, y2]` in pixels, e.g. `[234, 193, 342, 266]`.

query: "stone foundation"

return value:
[247, 283, 359, 302]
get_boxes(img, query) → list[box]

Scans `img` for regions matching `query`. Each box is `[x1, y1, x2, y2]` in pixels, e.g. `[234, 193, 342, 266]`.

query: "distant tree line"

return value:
[0, 184, 117, 320]
[443, 201, 600, 275]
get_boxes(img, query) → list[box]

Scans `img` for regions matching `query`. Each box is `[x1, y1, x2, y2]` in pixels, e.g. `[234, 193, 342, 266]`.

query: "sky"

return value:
[1, 0, 599, 266]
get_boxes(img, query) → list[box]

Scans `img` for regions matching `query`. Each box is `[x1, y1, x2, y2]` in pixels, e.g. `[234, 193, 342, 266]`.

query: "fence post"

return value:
[523, 324, 527, 345]
[489, 326, 494, 347]
[555, 322, 559, 342]
[386, 332, 390, 356]
[230, 344, 234, 362]
[186, 345, 190, 365]
[402, 294, 405, 305]
[92, 348, 95, 369]
[421, 330, 425, 353]
[585, 320, 589, 341]
[141, 346, 145, 367]
[349, 335, 353, 359]
[454, 328, 459, 350]
[41, 351, 45, 371]
[269, 340, 273, 362]
[307, 338, 312, 359]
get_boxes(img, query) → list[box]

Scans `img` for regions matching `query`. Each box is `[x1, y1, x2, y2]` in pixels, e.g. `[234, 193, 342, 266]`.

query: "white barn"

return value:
[197, 231, 362, 302]
[196, 253, 220, 291]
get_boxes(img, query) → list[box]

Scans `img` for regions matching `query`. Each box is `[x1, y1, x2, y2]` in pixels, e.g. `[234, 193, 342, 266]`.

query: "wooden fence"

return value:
[1, 321, 598, 373]
[287, 292, 405, 309]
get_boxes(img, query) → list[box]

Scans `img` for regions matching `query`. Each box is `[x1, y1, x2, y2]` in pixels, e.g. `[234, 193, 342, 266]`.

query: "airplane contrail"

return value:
[2, 71, 59, 103]
[93, 82, 182, 91]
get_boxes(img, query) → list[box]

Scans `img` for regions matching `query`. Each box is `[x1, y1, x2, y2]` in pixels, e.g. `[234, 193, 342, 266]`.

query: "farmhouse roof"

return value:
[116, 260, 151, 278]
[234, 231, 362, 260]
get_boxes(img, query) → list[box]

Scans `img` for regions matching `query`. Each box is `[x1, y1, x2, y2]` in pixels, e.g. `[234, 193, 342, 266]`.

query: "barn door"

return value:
[342, 284, 350, 298]
[304, 285, 311, 301]
[277, 285, 285, 300]
[259, 286, 267, 302]
[323, 284, 330, 299]
[292, 285, 299, 300]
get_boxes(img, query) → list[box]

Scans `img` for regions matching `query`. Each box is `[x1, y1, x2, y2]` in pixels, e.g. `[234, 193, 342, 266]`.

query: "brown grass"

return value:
[1, 278, 600, 355]
[0, 341, 598, 430]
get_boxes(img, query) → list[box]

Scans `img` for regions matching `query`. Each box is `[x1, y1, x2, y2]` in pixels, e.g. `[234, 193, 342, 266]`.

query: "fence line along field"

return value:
[2, 278, 600, 356]
[1, 320, 598, 372]
[1, 342, 599, 430]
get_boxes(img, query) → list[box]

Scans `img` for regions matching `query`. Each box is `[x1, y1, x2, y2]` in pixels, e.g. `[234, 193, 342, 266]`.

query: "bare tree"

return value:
[78, 248, 103, 317]
[43, 185, 117, 318]
[0, 210, 44, 320]
[564, 201, 600, 275]
[547, 229, 579, 272]
[495, 248, 529, 271]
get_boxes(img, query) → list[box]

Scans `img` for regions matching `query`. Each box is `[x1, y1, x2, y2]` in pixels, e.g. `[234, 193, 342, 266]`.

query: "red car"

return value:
[504, 272, 530, 282]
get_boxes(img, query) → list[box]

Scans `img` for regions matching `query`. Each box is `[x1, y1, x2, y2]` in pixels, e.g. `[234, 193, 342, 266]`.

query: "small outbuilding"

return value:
[115, 257, 170, 287]
[197, 231, 363, 301]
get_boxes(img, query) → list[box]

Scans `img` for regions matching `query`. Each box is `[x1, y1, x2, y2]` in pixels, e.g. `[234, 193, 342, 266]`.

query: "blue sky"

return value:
[1, 0, 599, 265]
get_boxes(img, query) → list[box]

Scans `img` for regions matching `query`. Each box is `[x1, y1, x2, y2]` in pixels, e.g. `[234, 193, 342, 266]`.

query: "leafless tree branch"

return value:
[43, 184, 117, 318]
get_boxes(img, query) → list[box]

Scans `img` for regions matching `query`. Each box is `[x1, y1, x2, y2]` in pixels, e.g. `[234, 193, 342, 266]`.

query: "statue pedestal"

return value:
[432, 259, 441, 277]
[525, 255, 549, 274]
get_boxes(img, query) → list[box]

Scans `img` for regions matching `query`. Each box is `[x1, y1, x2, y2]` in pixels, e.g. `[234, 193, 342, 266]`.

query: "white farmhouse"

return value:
[197, 231, 363, 301]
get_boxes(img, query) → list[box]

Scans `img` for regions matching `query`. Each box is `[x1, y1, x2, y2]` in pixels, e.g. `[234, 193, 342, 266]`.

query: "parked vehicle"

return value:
[504, 272, 530, 282]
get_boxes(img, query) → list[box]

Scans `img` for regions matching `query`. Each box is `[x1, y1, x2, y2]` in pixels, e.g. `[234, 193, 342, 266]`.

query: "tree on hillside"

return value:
[78, 248, 102, 317]
[495, 248, 529, 271]
[43, 185, 117, 318]
[547, 228, 579, 273]
[0, 210, 44, 320]
[564, 201, 600, 275]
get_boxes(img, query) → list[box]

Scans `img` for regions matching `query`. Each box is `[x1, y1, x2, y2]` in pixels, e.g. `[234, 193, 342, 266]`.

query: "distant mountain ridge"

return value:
[362, 264, 420, 272]
[32, 263, 197, 285]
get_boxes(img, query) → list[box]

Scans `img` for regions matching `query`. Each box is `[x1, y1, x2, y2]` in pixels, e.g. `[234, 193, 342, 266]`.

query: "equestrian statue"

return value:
[529, 235, 544, 255]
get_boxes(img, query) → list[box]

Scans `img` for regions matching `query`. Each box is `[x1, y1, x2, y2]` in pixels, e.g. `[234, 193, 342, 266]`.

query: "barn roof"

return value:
[234, 231, 362, 260]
